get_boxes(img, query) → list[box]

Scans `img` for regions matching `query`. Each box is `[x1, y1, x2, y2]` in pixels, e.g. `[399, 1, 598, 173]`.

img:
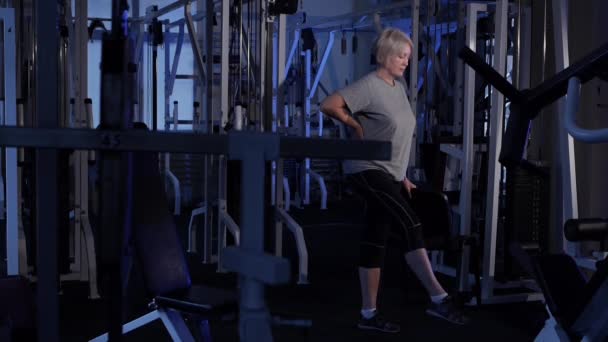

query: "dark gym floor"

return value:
[3, 199, 548, 341]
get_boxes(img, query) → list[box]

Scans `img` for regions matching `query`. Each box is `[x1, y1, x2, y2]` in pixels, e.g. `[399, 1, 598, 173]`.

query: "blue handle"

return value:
[565, 77, 608, 143]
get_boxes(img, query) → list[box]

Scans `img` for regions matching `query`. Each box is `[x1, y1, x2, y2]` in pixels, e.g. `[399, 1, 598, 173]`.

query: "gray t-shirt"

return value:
[339, 72, 416, 181]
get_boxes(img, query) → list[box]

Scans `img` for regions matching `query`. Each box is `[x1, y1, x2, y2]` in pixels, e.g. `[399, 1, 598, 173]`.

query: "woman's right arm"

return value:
[320, 93, 364, 139]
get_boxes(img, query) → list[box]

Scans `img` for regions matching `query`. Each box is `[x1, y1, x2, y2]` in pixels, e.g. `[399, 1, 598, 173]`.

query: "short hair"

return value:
[374, 28, 413, 66]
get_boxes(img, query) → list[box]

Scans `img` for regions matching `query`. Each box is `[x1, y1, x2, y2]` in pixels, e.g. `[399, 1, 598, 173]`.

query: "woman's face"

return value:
[383, 43, 411, 78]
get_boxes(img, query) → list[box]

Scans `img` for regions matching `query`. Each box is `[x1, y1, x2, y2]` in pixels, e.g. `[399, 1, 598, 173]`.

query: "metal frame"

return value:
[430, 1, 545, 304]
[290, 1, 413, 31]
[301, 31, 335, 206]
[2, 9, 18, 277]
[20, 1, 391, 340]
[5, 126, 388, 342]
[153, 2, 218, 262]
[89, 308, 196, 342]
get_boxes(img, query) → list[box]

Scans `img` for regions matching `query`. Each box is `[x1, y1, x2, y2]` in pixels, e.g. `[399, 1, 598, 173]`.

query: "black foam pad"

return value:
[131, 125, 191, 296]
[565, 218, 608, 242]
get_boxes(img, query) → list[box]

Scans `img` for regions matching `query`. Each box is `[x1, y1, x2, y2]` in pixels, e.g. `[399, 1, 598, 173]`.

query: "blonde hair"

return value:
[374, 28, 413, 66]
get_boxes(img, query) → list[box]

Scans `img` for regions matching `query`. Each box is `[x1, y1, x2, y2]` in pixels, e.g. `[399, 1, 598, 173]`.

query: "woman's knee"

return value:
[402, 224, 426, 253]
[359, 242, 386, 268]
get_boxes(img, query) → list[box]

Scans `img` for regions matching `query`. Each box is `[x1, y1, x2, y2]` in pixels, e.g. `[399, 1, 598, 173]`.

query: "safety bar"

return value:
[309, 170, 327, 210]
[276, 207, 309, 284]
[163, 170, 181, 215]
[219, 210, 241, 245]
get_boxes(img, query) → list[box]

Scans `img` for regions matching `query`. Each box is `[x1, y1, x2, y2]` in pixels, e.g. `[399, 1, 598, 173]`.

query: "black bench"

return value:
[90, 142, 237, 342]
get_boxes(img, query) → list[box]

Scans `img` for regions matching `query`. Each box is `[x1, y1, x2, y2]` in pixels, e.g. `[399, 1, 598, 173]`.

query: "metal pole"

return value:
[457, 2, 485, 293]
[452, 2, 465, 136]
[3, 9, 18, 277]
[275, 14, 287, 255]
[206, 0, 213, 131]
[152, 22, 158, 130]
[551, 0, 578, 256]
[234, 137, 274, 342]
[220, 0, 230, 128]
[410, 0, 420, 166]
[100, 1, 133, 339]
[34, 0, 59, 340]
[303, 49, 311, 205]
[481, 0, 508, 301]
[410, 0, 419, 115]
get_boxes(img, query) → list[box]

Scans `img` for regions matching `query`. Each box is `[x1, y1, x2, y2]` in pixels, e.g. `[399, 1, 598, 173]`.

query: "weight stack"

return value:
[503, 163, 550, 279]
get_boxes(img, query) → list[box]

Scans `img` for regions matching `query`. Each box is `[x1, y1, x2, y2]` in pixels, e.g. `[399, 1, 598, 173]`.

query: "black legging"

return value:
[348, 169, 425, 268]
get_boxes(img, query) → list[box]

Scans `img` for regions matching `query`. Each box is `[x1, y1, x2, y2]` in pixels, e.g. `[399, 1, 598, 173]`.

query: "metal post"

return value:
[201, 0, 213, 264]
[220, 0, 229, 128]
[34, 1, 59, 340]
[72, 0, 87, 276]
[132, 0, 143, 122]
[185, 1, 207, 87]
[266, 17, 277, 132]
[151, 8, 159, 131]
[517, 3, 532, 91]
[410, 0, 419, 113]
[164, 23, 171, 131]
[410, 0, 420, 166]
[205, 0, 213, 131]
[275, 14, 287, 255]
[452, 2, 466, 136]
[457, 2, 485, 293]
[551, 0, 578, 256]
[2, 9, 18, 277]
[303, 49, 311, 205]
[216, 0, 230, 270]
[99, 1, 134, 339]
[481, 0, 508, 301]
[285, 30, 300, 73]
[234, 137, 275, 342]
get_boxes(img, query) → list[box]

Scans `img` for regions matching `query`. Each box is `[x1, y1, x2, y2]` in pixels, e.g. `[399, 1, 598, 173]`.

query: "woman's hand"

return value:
[320, 93, 363, 139]
[352, 122, 364, 139]
[402, 177, 417, 198]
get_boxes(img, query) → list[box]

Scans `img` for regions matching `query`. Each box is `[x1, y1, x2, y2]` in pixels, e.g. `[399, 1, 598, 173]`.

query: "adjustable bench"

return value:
[91, 146, 237, 342]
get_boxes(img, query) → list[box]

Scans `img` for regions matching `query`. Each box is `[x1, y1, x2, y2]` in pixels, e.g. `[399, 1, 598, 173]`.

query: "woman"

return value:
[320, 28, 468, 333]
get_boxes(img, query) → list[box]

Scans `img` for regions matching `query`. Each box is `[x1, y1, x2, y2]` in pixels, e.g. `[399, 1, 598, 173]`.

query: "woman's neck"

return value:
[376, 67, 395, 86]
